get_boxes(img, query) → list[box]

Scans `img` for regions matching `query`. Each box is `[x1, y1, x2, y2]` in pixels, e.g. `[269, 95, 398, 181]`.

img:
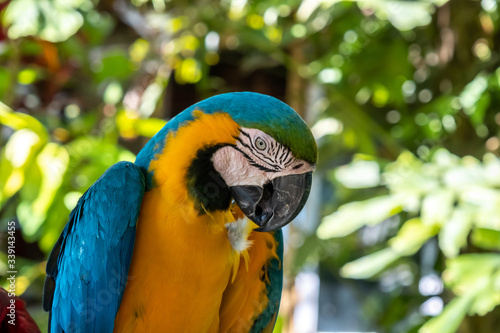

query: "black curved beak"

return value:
[229, 172, 313, 232]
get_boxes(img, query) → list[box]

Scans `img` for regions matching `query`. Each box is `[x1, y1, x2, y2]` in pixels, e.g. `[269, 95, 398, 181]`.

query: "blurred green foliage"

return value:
[318, 150, 500, 332]
[1, 0, 500, 332]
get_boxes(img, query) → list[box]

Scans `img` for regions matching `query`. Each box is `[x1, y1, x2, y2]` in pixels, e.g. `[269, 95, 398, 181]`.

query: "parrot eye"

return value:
[255, 137, 267, 150]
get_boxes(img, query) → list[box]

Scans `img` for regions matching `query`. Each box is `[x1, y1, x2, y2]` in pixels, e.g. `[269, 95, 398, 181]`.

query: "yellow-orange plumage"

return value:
[114, 111, 280, 332]
[219, 229, 278, 332]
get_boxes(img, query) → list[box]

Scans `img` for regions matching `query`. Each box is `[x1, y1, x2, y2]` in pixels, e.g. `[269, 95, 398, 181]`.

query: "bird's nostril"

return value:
[255, 205, 263, 217]
[263, 182, 274, 198]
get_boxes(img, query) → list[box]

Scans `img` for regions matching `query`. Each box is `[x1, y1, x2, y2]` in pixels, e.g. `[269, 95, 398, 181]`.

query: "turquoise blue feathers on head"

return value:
[185, 92, 318, 164]
[136, 92, 318, 190]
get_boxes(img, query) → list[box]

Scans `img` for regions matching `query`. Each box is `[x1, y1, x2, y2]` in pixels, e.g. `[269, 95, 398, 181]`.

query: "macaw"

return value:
[43, 92, 317, 332]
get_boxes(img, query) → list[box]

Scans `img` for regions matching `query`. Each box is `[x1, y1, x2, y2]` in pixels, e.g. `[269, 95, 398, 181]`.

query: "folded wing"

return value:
[43, 161, 145, 333]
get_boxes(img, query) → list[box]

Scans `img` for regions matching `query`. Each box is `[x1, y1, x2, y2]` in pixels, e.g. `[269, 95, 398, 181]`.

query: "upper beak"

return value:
[229, 172, 313, 232]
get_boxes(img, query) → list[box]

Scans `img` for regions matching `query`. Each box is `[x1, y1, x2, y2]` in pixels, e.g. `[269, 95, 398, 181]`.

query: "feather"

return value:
[43, 161, 145, 332]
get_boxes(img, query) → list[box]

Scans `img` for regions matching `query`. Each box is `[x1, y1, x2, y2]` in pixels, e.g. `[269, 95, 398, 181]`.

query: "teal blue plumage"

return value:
[44, 162, 145, 332]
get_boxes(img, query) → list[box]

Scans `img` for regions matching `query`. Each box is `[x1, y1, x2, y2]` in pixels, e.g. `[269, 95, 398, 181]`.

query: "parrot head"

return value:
[137, 92, 317, 232]
[212, 126, 315, 232]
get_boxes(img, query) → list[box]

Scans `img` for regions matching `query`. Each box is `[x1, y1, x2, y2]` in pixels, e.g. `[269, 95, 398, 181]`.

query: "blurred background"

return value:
[1, 0, 500, 332]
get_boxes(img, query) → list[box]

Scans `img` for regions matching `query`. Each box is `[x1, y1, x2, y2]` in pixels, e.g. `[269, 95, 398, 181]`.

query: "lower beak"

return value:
[229, 172, 313, 232]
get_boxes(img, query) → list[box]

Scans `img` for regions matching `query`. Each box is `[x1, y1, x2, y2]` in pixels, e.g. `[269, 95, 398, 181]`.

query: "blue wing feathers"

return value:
[44, 161, 145, 333]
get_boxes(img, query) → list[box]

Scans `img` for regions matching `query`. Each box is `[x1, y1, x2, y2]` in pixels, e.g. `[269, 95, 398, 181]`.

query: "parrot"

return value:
[43, 92, 317, 333]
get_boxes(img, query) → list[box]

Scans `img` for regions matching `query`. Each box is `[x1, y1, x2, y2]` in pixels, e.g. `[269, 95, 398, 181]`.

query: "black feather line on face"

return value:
[241, 129, 268, 154]
[236, 136, 280, 169]
[254, 149, 278, 165]
[238, 129, 303, 172]
[284, 156, 295, 167]
[233, 147, 279, 173]
[239, 129, 252, 140]
[276, 147, 285, 163]
[250, 162, 279, 173]
[243, 132, 277, 165]
[280, 149, 290, 164]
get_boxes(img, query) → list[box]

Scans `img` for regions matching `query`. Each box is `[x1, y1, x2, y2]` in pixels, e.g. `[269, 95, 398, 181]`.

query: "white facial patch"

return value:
[212, 127, 315, 187]
[225, 217, 253, 253]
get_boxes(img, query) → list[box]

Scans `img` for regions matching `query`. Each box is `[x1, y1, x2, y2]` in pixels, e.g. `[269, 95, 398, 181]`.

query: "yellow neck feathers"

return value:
[149, 110, 240, 211]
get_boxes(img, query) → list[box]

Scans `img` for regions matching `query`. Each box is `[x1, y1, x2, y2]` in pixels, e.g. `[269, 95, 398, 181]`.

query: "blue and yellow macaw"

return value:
[43, 92, 317, 332]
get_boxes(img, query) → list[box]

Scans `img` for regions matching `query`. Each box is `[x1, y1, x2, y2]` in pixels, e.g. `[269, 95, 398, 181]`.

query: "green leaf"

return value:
[335, 159, 380, 188]
[474, 206, 500, 230]
[443, 162, 485, 190]
[419, 293, 474, 333]
[0, 102, 49, 141]
[443, 254, 500, 296]
[317, 195, 402, 239]
[3, 0, 87, 42]
[81, 9, 115, 45]
[136, 118, 168, 137]
[360, 1, 434, 32]
[389, 218, 439, 255]
[17, 143, 69, 239]
[0, 68, 11, 100]
[340, 247, 401, 279]
[432, 148, 460, 168]
[459, 73, 489, 117]
[0, 128, 45, 204]
[421, 189, 455, 226]
[94, 49, 134, 82]
[471, 228, 500, 251]
[438, 206, 473, 257]
[468, 271, 500, 316]
[469, 92, 491, 127]
[384, 151, 439, 201]
[441, 255, 500, 317]
[483, 153, 500, 187]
